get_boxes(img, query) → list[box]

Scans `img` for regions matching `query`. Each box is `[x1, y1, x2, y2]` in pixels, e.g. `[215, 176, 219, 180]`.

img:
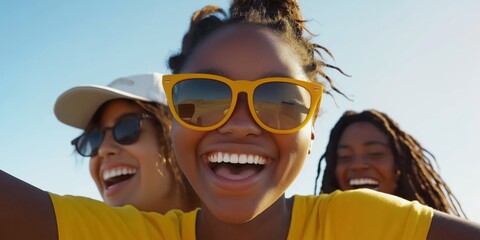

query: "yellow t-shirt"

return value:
[50, 194, 197, 239]
[287, 190, 433, 239]
[50, 189, 433, 240]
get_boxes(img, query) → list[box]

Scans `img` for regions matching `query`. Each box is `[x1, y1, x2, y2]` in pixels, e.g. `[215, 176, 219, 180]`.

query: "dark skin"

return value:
[0, 170, 57, 240]
[427, 211, 480, 239]
[171, 24, 313, 240]
[196, 197, 294, 240]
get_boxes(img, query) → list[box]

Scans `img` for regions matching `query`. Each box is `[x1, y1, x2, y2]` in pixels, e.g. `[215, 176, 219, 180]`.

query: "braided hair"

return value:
[168, 0, 348, 98]
[314, 109, 466, 218]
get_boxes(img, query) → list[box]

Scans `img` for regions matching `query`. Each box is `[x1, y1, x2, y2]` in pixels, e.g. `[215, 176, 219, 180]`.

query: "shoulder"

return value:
[292, 189, 433, 218]
[326, 189, 412, 207]
[293, 189, 400, 205]
[49, 193, 198, 239]
[290, 191, 433, 239]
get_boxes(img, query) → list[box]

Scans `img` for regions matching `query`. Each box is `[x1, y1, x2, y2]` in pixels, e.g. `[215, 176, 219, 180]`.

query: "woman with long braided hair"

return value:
[315, 109, 466, 217]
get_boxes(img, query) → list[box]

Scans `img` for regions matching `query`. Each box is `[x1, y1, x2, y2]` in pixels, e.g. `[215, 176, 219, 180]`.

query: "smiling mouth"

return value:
[349, 178, 379, 190]
[207, 152, 267, 181]
[102, 167, 137, 189]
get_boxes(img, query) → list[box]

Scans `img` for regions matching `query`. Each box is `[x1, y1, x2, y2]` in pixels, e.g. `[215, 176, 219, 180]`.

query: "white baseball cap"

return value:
[54, 72, 167, 129]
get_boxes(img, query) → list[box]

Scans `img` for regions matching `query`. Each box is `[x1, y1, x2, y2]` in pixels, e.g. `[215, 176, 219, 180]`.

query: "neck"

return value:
[196, 195, 294, 240]
[151, 189, 195, 214]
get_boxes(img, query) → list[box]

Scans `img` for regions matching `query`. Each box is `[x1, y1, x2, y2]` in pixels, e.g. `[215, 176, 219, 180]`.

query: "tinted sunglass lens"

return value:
[113, 117, 142, 144]
[253, 82, 311, 130]
[172, 79, 232, 127]
[77, 130, 103, 157]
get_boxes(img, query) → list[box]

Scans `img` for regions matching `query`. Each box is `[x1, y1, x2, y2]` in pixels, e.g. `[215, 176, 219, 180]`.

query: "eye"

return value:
[337, 154, 352, 163]
[367, 152, 385, 159]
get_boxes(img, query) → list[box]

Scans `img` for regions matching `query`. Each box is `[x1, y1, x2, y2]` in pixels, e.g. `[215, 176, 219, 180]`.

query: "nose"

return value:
[217, 93, 262, 138]
[348, 154, 369, 170]
[96, 130, 120, 157]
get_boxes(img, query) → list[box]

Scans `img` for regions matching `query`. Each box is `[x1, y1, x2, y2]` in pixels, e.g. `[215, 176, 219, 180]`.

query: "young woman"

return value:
[54, 72, 199, 213]
[314, 109, 466, 217]
[1, 1, 479, 239]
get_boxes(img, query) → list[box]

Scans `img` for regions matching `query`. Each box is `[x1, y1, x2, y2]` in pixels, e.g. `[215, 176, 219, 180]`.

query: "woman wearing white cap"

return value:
[54, 72, 199, 213]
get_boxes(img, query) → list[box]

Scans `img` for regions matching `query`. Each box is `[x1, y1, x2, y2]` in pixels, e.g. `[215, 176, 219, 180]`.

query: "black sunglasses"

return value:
[71, 113, 154, 157]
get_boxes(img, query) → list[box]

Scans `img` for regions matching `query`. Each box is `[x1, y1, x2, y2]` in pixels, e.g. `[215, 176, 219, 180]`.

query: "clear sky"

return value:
[1, 0, 479, 221]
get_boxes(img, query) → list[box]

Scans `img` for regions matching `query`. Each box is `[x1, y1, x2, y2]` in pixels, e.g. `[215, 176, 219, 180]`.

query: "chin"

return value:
[213, 208, 259, 224]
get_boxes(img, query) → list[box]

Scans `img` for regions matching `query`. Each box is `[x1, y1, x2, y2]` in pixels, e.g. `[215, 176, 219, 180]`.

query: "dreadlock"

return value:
[168, 0, 348, 97]
[314, 109, 466, 218]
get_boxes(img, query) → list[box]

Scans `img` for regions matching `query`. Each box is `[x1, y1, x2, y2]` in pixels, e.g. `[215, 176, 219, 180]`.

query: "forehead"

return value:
[339, 122, 389, 144]
[97, 99, 143, 125]
[182, 24, 307, 80]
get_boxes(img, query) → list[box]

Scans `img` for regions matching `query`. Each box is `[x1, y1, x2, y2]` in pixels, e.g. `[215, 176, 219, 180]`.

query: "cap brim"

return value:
[54, 85, 150, 129]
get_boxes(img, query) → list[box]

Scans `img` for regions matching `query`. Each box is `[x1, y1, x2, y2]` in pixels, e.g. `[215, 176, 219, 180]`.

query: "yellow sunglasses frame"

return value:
[162, 73, 323, 134]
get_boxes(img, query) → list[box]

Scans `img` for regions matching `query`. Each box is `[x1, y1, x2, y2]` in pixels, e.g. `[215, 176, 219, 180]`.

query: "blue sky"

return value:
[1, 0, 479, 221]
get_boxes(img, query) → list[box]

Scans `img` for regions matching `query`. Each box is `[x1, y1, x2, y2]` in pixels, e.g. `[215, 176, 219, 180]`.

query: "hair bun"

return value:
[230, 0, 304, 34]
[191, 5, 226, 25]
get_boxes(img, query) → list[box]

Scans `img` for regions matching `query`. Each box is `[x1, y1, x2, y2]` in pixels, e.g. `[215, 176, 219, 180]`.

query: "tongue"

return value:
[105, 174, 134, 188]
[214, 164, 259, 180]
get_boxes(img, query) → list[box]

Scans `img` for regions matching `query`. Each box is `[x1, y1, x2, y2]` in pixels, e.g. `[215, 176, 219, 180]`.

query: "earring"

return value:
[156, 154, 166, 176]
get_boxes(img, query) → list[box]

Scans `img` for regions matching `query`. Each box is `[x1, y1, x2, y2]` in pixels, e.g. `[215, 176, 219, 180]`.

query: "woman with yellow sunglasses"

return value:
[1, 0, 479, 239]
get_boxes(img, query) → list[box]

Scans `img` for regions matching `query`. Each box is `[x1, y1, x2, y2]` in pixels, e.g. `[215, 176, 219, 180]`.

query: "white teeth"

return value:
[231, 154, 239, 164]
[247, 155, 254, 164]
[208, 153, 267, 165]
[222, 153, 229, 163]
[103, 167, 137, 181]
[349, 178, 379, 186]
[239, 155, 247, 164]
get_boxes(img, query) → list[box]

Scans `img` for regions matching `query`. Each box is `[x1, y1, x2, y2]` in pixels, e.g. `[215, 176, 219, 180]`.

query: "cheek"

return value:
[134, 135, 166, 178]
[275, 126, 311, 178]
[335, 165, 347, 186]
[378, 158, 397, 179]
[133, 125, 162, 164]
[136, 148, 160, 177]
[170, 122, 203, 172]
[293, 123, 313, 155]
[142, 156, 173, 194]
[375, 157, 398, 193]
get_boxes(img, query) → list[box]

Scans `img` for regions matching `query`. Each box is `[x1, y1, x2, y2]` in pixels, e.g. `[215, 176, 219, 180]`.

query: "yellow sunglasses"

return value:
[162, 73, 323, 134]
